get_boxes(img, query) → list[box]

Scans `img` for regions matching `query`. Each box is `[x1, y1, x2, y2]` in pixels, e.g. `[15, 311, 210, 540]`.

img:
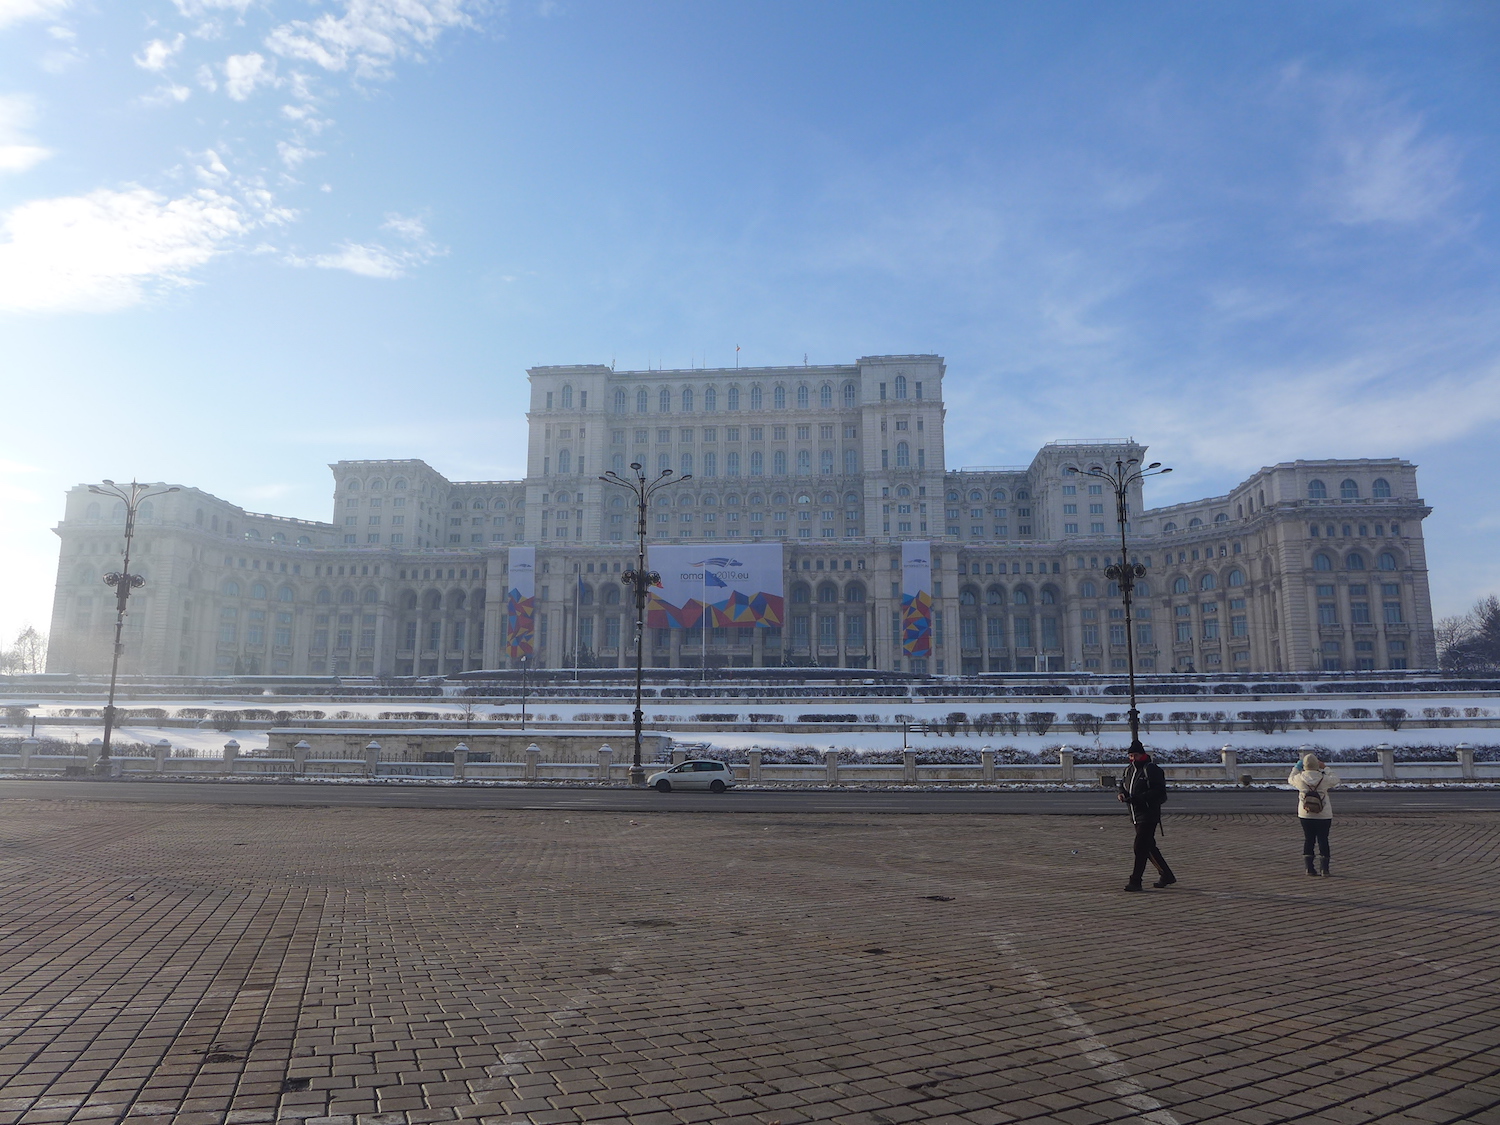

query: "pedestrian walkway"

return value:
[0, 800, 1495, 1124]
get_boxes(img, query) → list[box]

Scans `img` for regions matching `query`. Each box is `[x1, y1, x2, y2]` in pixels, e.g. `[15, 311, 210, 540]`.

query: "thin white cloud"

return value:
[289, 213, 443, 278]
[0, 0, 70, 31]
[0, 94, 50, 174]
[265, 0, 478, 79]
[140, 82, 193, 107]
[134, 34, 185, 72]
[224, 51, 274, 100]
[0, 186, 246, 313]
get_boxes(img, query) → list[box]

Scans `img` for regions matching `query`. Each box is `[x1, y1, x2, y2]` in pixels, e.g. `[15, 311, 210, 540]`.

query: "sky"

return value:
[1, 0, 1497, 647]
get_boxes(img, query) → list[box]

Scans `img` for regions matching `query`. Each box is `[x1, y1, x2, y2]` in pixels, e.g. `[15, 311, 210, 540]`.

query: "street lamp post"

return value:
[601, 461, 690, 785]
[87, 479, 180, 774]
[1065, 457, 1170, 752]
[519, 654, 529, 730]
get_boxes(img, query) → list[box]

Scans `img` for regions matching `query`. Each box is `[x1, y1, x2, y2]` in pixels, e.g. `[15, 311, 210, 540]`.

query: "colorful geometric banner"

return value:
[901, 540, 933, 657]
[505, 546, 536, 659]
[646, 543, 784, 629]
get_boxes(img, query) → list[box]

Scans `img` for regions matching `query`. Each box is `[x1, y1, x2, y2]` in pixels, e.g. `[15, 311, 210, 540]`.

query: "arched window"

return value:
[704, 386, 716, 412]
[820, 450, 834, 474]
[1040, 587, 1057, 604]
[844, 491, 859, 506]
[773, 451, 787, 475]
[1014, 588, 1030, 605]
[270, 532, 286, 543]
[1014, 489, 1029, 500]
[844, 449, 858, 474]
[346, 479, 360, 491]
[339, 588, 355, 604]
[394, 478, 407, 490]
[495, 499, 507, 510]
[659, 387, 671, 413]
[1188, 517, 1203, 527]
[556, 491, 571, 504]
[681, 452, 693, 475]
[797, 385, 810, 409]
[1136, 580, 1150, 596]
[1372, 478, 1391, 498]
[1162, 522, 1177, 532]
[604, 585, 621, 605]
[1346, 553, 1365, 570]
[774, 385, 786, 409]
[993, 489, 1007, 501]
[401, 591, 418, 610]
[1200, 573, 1216, 590]
[297, 535, 311, 546]
[579, 584, 594, 606]
[727, 386, 740, 410]
[750, 385, 763, 409]
[818, 582, 838, 603]
[1227, 569, 1245, 587]
[846, 583, 866, 603]
[1314, 553, 1333, 571]
[703, 452, 717, 477]
[896, 442, 910, 467]
[1340, 479, 1359, 500]
[947, 491, 959, 501]
[612, 453, 624, 471]
[561, 384, 573, 408]
[1080, 581, 1096, 597]
[139, 501, 154, 521]
[613, 388, 627, 414]
[558, 450, 572, 474]
[796, 450, 811, 474]
[895, 375, 908, 399]
[1214, 513, 1228, 524]
[960, 585, 979, 606]
[425, 590, 442, 612]
[636, 388, 649, 413]
[1378, 552, 1397, 571]
[1173, 576, 1189, 594]
[791, 582, 810, 604]
[751, 451, 764, 476]
[843, 383, 857, 407]
[278, 586, 295, 602]
[363, 588, 378, 603]
[85, 502, 100, 521]
[969, 490, 983, 501]
[986, 585, 1005, 605]
[819, 384, 832, 408]
[682, 387, 694, 412]
[1308, 479, 1327, 499]
[472, 499, 485, 509]
[251, 582, 268, 599]
[223, 579, 241, 597]
[315, 588, 331, 604]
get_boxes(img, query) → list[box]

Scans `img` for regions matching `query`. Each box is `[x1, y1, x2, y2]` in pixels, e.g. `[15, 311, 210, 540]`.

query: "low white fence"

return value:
[0, 737, 1493, 784]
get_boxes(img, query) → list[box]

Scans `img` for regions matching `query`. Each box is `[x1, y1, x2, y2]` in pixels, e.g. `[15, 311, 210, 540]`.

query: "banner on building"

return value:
[901, 540, 933, 657]
[646, 543, 784, 629]
[505, 546, 536, 658]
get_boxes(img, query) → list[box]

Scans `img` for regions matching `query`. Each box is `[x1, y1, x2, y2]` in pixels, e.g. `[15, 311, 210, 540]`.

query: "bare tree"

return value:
[3, 626, 47, 674]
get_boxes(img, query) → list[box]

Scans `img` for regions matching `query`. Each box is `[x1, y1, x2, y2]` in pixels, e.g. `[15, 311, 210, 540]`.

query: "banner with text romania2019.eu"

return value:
[901, 540, 933, 657]
[645, 543, 784, 629]
[505, 546, 536, 658]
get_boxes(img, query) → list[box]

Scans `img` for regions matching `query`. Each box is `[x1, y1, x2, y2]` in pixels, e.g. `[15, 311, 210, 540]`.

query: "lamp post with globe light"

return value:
[1064, 457, 1170, 752]
[87, 479, 180, 774]
[600, 461, 689, 785]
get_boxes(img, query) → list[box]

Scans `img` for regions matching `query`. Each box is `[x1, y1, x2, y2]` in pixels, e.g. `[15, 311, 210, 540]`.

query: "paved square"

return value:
[0, 799, 1496, 1125]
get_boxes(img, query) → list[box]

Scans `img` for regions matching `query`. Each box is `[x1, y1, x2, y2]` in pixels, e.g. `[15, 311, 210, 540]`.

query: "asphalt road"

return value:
[0, 778, 1496, 814]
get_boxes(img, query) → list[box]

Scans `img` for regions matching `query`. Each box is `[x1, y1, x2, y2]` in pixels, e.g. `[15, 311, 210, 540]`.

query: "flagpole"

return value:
[702, 565, 708, 682]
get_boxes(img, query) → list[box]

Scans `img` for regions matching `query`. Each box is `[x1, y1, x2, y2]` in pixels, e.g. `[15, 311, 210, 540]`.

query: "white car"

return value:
[647, 760, 737, 793]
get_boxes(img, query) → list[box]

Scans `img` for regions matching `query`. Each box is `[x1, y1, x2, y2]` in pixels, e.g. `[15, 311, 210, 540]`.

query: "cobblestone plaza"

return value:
[0, 797, 1495, 1124]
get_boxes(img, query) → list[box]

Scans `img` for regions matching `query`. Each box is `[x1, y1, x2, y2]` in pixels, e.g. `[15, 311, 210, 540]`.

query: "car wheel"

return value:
[654, 779, 672, 793]
[709, 779, 726, 793]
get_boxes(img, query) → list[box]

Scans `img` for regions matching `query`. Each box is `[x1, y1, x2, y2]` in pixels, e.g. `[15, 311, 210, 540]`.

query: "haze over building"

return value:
[47, 356, 1435, 678]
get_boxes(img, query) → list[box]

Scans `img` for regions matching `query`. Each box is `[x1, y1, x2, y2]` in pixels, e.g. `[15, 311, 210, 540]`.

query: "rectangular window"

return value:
[961, 617, 978, 648]
[934, 611, 944, 645]
[1175, 622, 1191, 643]
[846, 614, 865, 646]
[1041, 616, 1058, 649]
[1135, 623, 1152, 645]
[1351, 601, 1371, 624]
[987, 617, 1004, 647]
[819, 614, 837, 644]
[1231, 615, 1248, 637]
[1202, 619, 1219, 640]
[1318, 603, 1337, 625]
[1383, 602, 1403, 624]
[1013, 617, 1031, 648]
[1082, 624, 1099, 645]
[1109, 623, 1126, 646]
[337, 628, 353, 649]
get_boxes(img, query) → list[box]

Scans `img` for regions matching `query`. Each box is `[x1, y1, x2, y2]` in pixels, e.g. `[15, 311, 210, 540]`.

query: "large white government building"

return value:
[46, 355, 1437, 677]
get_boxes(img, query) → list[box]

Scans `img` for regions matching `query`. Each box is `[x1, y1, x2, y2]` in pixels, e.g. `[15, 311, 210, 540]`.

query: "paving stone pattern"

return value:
[0, 800, 1497, 1125]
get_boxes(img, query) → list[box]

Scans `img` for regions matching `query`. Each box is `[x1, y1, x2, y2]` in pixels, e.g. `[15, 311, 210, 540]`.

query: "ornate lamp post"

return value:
[87, 479, 180, 774]
[601, 461, 689, 785]
[1065, 458, 1170, 752]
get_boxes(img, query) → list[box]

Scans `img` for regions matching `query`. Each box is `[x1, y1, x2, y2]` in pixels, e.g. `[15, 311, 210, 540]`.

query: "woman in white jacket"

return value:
[1289, 752, 1340, 877]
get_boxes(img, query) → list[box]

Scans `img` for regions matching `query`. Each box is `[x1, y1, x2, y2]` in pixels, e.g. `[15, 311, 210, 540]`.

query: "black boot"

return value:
[1320, 855, 1331, 877]
[1305, 855, 1318, 877]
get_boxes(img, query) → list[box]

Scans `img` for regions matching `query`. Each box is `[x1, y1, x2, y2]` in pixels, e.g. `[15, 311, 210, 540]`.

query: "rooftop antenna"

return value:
[804, 353, 808, 366]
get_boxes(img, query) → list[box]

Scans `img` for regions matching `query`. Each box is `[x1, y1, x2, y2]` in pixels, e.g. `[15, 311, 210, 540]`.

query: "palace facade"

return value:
[46, 355, 1437, 677]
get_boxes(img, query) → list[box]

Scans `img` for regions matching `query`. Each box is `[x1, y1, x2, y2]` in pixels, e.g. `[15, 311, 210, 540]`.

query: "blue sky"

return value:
[1, 1, 1497, 645]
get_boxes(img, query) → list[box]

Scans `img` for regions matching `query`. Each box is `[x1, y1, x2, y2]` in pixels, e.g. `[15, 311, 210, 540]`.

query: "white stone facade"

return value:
[46, 355, 1436, 677]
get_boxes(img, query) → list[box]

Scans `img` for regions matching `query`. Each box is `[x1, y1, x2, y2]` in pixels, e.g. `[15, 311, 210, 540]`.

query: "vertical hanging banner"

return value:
[646, 543, 784, 628]
[901, 540, 933, 657]
[505, 546, 536, 659]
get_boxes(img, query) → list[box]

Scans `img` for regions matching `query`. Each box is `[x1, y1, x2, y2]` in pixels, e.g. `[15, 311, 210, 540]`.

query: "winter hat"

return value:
[1301, 752, 1323, 771]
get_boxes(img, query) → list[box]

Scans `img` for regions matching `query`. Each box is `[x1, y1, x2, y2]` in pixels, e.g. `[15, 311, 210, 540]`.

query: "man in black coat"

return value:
[1118, 746, 1176, 891]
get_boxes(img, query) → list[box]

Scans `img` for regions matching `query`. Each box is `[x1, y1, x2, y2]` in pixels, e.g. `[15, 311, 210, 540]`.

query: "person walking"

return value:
[1118, 746, 1175, 891]
[1290, 751, 1340, 876]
